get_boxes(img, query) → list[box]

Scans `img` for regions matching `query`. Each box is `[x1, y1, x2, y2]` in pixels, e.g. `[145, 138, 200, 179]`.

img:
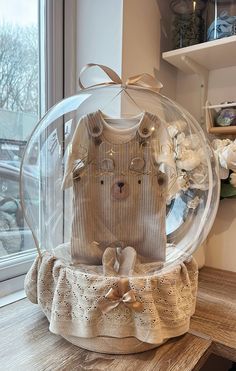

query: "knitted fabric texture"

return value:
[25, 252, 198, 345]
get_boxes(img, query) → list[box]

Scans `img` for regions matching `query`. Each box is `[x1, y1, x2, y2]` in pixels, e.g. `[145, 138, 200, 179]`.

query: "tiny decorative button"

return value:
[142, 128, 149, 135]
[101, 158, 115, 172]
[93, 126, 100, 134]
[129, 157, 145, 172]
[90, 124, 102, 137]
[94, 137, 102, 145]
[138, 125, 152, 138]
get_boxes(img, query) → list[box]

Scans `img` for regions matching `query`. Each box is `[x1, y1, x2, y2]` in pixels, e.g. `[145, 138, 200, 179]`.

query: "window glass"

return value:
[0, 0, 39, 258]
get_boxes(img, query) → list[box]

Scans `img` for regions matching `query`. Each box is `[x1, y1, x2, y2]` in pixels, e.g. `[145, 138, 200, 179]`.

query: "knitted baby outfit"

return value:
[62, 111, 175, 265]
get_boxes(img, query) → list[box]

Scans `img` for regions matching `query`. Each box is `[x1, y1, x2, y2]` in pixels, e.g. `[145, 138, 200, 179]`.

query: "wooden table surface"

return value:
[1, 266, 236, 371]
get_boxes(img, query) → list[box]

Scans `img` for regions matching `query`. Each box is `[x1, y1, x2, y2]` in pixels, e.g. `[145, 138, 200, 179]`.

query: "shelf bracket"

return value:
[181, 55, 209, 126]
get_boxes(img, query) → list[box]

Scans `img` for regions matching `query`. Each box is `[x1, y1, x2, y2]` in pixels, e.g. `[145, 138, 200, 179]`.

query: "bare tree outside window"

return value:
[0, 24, 38, 114]
[0, 1, 39, 258]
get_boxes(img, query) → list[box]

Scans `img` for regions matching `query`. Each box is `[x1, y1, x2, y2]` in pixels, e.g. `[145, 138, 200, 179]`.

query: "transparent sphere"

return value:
[20, 85, 220, 274]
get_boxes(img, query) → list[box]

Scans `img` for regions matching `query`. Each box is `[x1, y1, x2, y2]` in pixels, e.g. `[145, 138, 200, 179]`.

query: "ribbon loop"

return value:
[78, 63, 163, 93]
[78, 63, 122, 90]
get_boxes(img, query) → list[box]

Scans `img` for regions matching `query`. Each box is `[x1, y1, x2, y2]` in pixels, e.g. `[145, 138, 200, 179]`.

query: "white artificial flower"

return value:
[219, 167, 229, 180]
[177, 171, 190, 191]
[219, 142, 236, 172]
[187, 196, 201, 210]
[174, 132, 202, 172]
[230, 172, 236, 187]
[181, 134, 200, 150]
[211, 138, 236, 179]
[176, 148, 201, 171]
[167, 120, 187, 138]
[189, 164, 209, 190]
[176, 132, 186, 145]
[197, 147, 208, 166]
[212, 138, 232, 152]
[167, 125, 178, 138]
[174, 119, 187, 132]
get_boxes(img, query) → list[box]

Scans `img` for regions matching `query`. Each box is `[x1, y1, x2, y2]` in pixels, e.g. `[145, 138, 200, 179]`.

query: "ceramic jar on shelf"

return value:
[170, 0, 207, 49]
[206, 0, 236, 41]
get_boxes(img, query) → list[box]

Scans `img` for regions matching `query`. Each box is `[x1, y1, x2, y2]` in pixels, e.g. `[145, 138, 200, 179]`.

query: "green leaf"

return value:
[220, 182, 236, 199]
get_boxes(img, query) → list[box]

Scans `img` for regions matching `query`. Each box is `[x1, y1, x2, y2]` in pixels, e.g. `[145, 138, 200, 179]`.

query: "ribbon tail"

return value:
[99, 300, 120, 314]
[126, 73, 163, 93]
[125, 301, 144, 312]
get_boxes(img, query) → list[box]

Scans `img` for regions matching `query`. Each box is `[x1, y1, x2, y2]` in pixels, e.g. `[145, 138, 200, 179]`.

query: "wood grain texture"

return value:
[190, 266, 236, 359]
[1, 266, 236, 371]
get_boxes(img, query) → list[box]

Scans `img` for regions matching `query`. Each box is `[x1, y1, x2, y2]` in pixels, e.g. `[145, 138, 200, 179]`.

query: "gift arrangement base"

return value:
[63, 335, 164, 354]
[24, 252, 198, 355]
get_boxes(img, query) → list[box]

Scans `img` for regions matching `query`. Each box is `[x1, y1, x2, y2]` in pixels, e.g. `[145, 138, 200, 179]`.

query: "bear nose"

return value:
[118, 182, 124, 188]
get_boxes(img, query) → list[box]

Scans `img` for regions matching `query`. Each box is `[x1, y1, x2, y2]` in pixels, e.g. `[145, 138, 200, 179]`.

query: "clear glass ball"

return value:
[21, 85, 220, 274]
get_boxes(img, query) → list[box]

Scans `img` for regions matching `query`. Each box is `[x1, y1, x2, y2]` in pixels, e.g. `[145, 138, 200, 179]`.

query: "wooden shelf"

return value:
[162, 36, 236, 73]
[206, 101, 236, 135]
[208, 126, 236, 135]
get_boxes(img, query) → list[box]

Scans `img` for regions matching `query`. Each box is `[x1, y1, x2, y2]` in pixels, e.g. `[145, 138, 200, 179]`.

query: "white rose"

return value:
[176, 148, 201, 171]
[212, 138, 232, 152]
[174, 119, 187, 132]
[219, 143, 236, 171]
[211, 139, 236, 179]
[181, 134, 200, 150]
[230, 172, 236, 187]
[189, 164, 209, 190]
[176, 132, 185, 145]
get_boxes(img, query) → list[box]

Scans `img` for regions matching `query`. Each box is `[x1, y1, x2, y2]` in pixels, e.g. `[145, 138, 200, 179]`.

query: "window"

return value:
[0, 0, 76, 301]
[0, 0, 40, 288]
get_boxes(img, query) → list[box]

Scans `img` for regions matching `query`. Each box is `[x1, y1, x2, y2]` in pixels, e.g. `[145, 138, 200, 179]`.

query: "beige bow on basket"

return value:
[78, 63, 163, 93]
[99, 277, 143, 314]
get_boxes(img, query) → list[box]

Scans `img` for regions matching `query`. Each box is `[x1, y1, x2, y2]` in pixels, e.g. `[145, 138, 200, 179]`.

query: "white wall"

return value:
[175, 66, 236, 272]
[121, 0, 177, 99]
[122, 0, 161, 77]
[77, 0, 123, 82]
[176, 66, 236, 123]
[205, 199, 236, 272]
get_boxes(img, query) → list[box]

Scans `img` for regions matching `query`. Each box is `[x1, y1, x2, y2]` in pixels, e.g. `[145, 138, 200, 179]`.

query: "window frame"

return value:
[0, 0, 77, 304]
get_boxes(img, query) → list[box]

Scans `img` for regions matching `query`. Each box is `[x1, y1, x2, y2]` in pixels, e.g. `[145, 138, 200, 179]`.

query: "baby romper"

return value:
[63, 111, 175, 264]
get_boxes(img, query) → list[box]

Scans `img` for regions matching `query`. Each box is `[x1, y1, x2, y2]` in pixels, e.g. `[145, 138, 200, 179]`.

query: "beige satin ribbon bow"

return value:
[78, 63, 163, 93]
[99, 277, 143, 314]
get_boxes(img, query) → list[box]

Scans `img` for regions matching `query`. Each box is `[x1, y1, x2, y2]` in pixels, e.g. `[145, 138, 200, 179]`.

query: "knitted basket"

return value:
[25, 250, 198, 354]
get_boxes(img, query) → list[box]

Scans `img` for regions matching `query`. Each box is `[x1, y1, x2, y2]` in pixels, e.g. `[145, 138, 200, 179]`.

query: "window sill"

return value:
[0, 288, 25, 307]
[0, 274, 26, 307]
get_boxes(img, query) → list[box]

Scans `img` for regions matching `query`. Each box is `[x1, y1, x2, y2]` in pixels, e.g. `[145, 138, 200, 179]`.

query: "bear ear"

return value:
[100, 158, 115, 172]
[129, 157, 145, 172]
